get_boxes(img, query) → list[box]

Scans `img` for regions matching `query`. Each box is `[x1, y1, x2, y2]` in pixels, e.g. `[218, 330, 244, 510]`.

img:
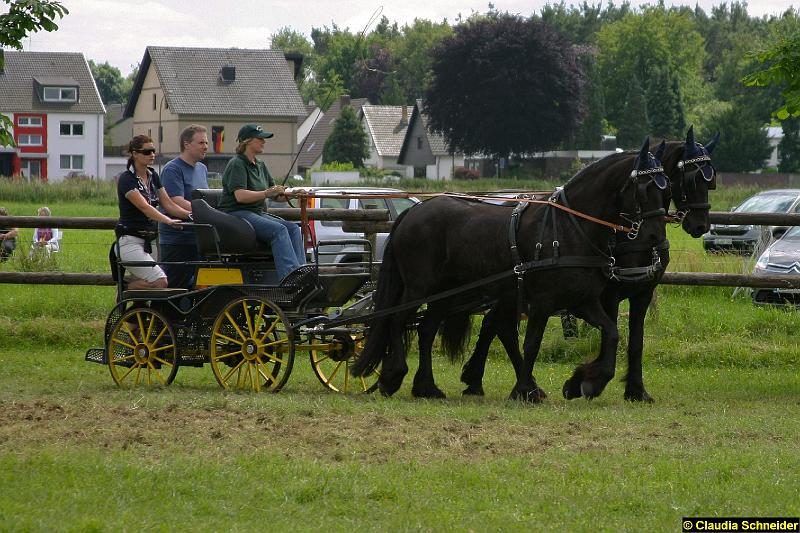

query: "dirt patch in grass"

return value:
[0, 397, 701, 463]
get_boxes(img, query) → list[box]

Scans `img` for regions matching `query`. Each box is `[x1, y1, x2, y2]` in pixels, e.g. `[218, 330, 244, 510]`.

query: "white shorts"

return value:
[116, 234, 166, 283]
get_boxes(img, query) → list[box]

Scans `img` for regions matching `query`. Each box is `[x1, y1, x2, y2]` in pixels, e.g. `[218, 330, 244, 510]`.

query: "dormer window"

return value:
[34, 77, 79, 103]
[42, 86, 77, 102]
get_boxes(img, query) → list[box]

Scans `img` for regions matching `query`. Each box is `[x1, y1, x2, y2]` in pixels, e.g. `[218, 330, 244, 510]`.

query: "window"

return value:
[152, 93, 157, 110]
[60, 122, 84, 136]
[319, 197, 349, 227]
[60, 154, 84, 170]
[42, 86, 77, 102]
[417, 137, 423, 149]
[17, 116, 42, 126]
[390, 198, 417, 217]
[17, 134, 43, 146]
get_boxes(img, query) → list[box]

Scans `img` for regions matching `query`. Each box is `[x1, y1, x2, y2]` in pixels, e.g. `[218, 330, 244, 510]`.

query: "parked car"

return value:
[752, 225, 800, 306]
[283, 187, 419, 264]
[702, 189, 800, 254]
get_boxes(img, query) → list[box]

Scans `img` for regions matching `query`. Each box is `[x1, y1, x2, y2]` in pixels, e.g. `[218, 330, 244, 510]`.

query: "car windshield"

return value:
[781, 226, 800, 240]
[736, 193, 798, 213]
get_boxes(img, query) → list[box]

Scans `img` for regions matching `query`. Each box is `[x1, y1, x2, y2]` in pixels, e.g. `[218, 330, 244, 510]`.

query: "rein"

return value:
[289, 190, 637, 234]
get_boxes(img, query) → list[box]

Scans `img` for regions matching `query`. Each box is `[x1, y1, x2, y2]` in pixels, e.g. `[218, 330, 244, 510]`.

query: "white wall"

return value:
[426, 155, 464, 180]
[46, 113, 104, 181]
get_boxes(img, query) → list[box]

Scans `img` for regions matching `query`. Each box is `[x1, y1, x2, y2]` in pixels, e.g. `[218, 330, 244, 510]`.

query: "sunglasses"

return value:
[135, 149, 156, 155]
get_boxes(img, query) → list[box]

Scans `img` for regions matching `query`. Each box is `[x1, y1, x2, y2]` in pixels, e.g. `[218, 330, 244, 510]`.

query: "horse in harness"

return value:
[351, 138, 671, 402]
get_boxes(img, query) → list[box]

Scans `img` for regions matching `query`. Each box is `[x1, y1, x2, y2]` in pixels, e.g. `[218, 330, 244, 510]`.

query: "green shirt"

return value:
[218, 154, 275, 213]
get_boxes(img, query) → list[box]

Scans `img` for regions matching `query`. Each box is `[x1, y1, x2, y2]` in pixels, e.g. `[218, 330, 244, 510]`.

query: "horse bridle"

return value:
[671, 146, 715, 223]
[619, 153, 669, 240]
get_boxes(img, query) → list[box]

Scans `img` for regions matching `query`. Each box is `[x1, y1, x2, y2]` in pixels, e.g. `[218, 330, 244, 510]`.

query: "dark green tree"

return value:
[0, 0, 68, 146]
[616, 75, 651, 149]
[646, 66, 678, 139]
[778, 118, 800, 173]
[270, 27, 316, 103]
[424, 14, 585, 160]
[699, 105, 771, 172]
[672, 74, 686, 137]
[575, 51, 606, 149]
[89, 60, 126, 104]
[322, 105, 369, 167]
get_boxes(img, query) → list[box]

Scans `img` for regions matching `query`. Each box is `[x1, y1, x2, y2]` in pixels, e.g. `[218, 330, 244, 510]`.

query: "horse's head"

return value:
[656, 125, 719, 237]
[616, 137, 670, 246]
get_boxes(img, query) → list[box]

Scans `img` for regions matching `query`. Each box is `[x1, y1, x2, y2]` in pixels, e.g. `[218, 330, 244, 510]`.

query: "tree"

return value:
[574, 51, 606, 149]
[778, 118, 800, 173]
[597, 7, 706, 133]
[89, 60, 126, 104]
[390, 19, 452, 101]
[350, 44, 392, 103]
[616, 75, 651, 149]
[0, 0, 68, 147]
[423, 14, 585, 160]
[270, 27, 316, 103]
[742, 24, 800, 119]
[698, 105, 771, 172]
[322, 105, 369, 167]
[310, 25, 366, 108]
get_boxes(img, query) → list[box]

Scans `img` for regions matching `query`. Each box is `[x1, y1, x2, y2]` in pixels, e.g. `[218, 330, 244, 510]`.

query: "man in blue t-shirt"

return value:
[159, 125, 209, 289]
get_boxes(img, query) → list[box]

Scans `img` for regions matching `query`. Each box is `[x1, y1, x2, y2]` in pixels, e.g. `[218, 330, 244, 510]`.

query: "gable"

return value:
[125, 47, 305, 119]
[0, 51, 104, 114]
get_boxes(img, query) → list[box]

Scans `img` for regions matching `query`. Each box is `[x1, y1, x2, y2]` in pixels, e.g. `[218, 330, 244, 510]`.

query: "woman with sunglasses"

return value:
[115, 134, 190, 289]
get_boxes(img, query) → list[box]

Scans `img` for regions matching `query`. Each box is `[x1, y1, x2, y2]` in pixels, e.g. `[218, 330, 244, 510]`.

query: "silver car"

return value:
[752, 225, 800, 306]
[285, 186, 419, 264]
[703, 189, 800, 254]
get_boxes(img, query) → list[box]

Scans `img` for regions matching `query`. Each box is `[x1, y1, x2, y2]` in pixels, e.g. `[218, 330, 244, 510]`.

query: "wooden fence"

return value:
[2, 210, 800, 289]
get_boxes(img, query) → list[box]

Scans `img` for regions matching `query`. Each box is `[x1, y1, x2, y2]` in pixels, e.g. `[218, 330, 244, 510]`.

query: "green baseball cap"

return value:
[237, 124, 274, 142]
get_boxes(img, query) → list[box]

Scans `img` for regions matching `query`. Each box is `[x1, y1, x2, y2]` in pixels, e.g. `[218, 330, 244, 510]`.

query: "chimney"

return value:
[400, 104, 408, 125]
[339, 94, 351, 108]
[220, 65, 236, 83]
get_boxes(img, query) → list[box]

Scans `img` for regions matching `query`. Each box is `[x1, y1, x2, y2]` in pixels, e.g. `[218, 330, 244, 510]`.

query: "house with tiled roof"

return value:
[397, 99, 464, 180]
[0, 51, 105, 181]
[297, 95, 368, 174]
[361, 104, 414, 177]
[125, 46, 306, 176]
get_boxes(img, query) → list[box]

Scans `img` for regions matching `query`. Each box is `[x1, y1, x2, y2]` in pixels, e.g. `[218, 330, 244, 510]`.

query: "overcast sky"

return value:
[8, 0, 797, 76]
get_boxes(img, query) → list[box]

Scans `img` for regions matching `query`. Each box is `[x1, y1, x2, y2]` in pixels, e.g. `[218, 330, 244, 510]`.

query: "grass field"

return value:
[1, 182, 798, 531]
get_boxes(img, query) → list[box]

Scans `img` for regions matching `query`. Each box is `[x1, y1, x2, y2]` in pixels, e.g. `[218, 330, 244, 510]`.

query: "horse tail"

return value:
[351, 226, 407, 377]
[439, 311, 473, 362]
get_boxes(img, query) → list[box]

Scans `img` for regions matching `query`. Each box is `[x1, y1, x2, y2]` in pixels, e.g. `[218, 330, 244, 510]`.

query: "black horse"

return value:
[459, 126, 719, 402]
[351, 139, 670, 402]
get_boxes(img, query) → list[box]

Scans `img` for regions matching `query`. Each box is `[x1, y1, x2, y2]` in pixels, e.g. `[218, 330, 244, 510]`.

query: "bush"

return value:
[453, 167, 480, 180]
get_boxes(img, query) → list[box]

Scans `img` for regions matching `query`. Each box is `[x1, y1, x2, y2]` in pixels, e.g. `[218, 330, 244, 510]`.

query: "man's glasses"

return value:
[135, 149, 156, 155]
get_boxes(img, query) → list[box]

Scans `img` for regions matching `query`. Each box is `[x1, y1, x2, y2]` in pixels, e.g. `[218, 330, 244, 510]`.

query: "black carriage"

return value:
[85, 189, 379, 393]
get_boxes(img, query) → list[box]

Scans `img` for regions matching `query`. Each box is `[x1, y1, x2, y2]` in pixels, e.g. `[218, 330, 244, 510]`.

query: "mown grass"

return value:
[1, 182, 798, 531]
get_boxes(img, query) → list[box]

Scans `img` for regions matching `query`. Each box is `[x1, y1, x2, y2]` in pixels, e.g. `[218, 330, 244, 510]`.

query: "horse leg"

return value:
[377, 309, 414, 397]
[562, 299, 619, 400]
[623, 289, 655, 403]
[506, 311, 547, 402]
[460, 305, 499, 396]
[411, 304, 447, 399]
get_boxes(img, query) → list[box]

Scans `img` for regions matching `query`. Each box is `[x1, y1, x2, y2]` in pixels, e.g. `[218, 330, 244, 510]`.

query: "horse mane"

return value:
[564, 150, 636, 188]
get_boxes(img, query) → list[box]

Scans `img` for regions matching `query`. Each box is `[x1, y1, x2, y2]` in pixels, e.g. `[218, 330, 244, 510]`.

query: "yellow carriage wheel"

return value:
[209, 297, 294, 392]
[309, 326, 380, 394]
[107, 308, 178, 388]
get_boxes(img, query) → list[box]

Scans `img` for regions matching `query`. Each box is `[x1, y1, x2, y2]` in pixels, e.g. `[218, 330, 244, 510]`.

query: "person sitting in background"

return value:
[0, 207, 18, 262]
[30, 206, 61, 256]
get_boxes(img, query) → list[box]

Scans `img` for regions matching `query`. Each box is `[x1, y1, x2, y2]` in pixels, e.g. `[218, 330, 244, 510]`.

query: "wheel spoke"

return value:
[134, 364, 143, 386]
[144, 315, 156, 344]
[110, 338, 136, 350]
[213, 349, 243, 362]
[224, 311, 248, 341]
[326, 360, 344, 383]
[152, 355, 175, 367]
[221, 358, 246, 385]
[258, 351, 288, 365]
[116, 362, 138, 383]
[148, 364, 167, 385]
[252, 303, 266, 336]
[135, 312, 146, 341]
[257, 316, 280, 343]
[215, 333, 243, 346]
[257, 361, 275, 385]
[150, 343, 176, 354]
[242, 300, 255, 338]
[123, 322, 138, 343]
[151, 325, 168, 345]
[312, 352, 331, 364]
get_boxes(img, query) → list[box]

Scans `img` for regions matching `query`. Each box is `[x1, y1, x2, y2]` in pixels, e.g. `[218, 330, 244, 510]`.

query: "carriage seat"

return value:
[191, 189, 272, 259]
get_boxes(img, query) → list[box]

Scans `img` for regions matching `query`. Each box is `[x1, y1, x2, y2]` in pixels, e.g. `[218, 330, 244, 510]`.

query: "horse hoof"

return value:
[412, 386, 447, 399]
[624, 390, 655, 403]
[562, 378, 582, 400]
[509, 388, 543, 403]
[580, 380, 595, 399]
[462, 385, 485, 396]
